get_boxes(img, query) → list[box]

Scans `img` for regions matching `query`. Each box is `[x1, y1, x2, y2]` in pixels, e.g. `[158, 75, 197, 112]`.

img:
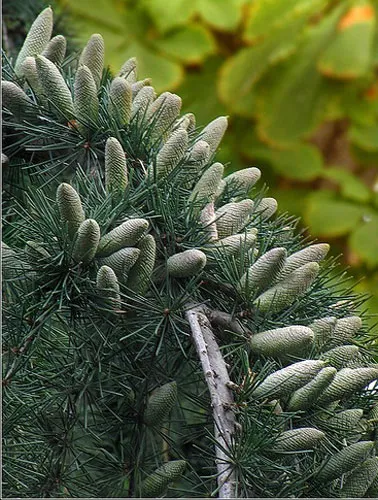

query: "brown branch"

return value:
[186, 304, 236, 498]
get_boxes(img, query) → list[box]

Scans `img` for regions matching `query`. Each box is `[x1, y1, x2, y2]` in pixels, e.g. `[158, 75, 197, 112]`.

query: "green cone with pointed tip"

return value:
[144, 381, 177, 427]
[167, 249, 206, 278]
[238, 247, 287, 295]
[147, 92, 182, 143]
[319, 409, 364, 433]
[326, 316, 362, 349]
[117, 57, 137, 82]
[286, 367, 337, 412]
[14, 7, 53, 76]
[79, 34, 104, 89]
[273, 428, 325, 452]
[131, 78, 152, 97]
[56, 183, 85, 239]
[254, 262, 319, 314]
[131, 86, 156, 121]
[317, 367, 378, 405]
[200, 116, 228, 155]
[96, 265, 120, 308]
[1, 81, 34, 120]
[189, 162, 224, 207]
[74, 65, 99, 128]
[35, 55, 74, 118]
[126, 235, 156, 295]
[340, 458, 378, 498]
[200, 203, 218, 242]
[21, 57, 44, 97]
[25, 241, 51, 260]
[249, 325, 314, 358]
[255, 197, 278, 221]
[109, 77, 132, 125]
[177, 112, 196, 132]
[105, 137, 128, 194]
[140, 460, 186, 498]
[215, 199, 254, 238]
[100, 247, 140, 283]
[155, 129, 188, 179]
[41, 35, 66, 65]
[309, 316, 337, 348]
[320, 345, 360, 369]
[316, 441, 375, 484]
[253, 360, 325, 400]
[72, 219, 100, 264]
[224, 167, 261, 197]
[206, 231, 257, 257]
[188, 140, 211, 167]
[279, 243, 330, 279]
[96, 219, 149, 257]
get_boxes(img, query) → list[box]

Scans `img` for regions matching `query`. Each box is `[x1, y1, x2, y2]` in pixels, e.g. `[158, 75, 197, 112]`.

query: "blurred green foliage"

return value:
[47, 0, 378, 319]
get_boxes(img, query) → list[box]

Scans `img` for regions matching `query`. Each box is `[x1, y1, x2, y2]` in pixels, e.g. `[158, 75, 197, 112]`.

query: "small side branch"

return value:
[186, 305, 236, 499]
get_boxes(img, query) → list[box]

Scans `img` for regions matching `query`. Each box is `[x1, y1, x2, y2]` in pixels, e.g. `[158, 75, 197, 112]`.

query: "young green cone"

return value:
[167, 249, 207, 278]
[254, 262, 319, 314]
[139, 460, 186, 498]
[132, 78, 152, 97]
[72, 219, 101, 264]
[56, 183, 85, 239]
[238, 247, 287, 296]
[317, 367, 378, 405]
[188, 140, 211, 168]
[309, 316, 337, 348]
[144, 381, 177, 427]
[147, 92, 182, 144]
[272, 428, 325, 452]
[206, 231, 257, 257]
[108, 77, 132, 125]
[126, 235, 156, 295]
[340, 458, 378, 498]
[286, 367, 337, 412]
[74, 65, 99, 128]
[35, 55, 74, 118]
[154, 129, 188, 179]
[224, 167, 261, 198]
[326, 316, 362, 349]
[96, 219, 149, 257]
[316, 441, 375, 484]
[249, 325, 314, 358]
[200, 116, 228, 155]
[1, 81, 34, 120]
[96, 265, 121, 308]
[117, 57, 137, 82]
[79, 34, 104, 89]
[105, 137, 128, 194]
[14, 7, 53, 76]
[21, 57, 44, 97]
[253, 360, 325, 400]
[131, 86, 156, 121]
[189, 162, 224, 207]
[41, 35, 66, 66]
[319, 345, 360, 369]
[255, 197, 278, 221]
[215, 199, 255, 238]
[319, 409, 364, 433]
[279, 243, 330, 279]
[100, 248, 140, 282]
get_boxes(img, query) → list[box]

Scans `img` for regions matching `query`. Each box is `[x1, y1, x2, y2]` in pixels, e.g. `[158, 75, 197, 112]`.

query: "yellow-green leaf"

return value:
[318, 1, 376, 80]
[305, 191, 365, 237]
[142, 0, 195, 33]
[322, 168, 371, 203]
[197, 0, 246, 31]
[349, 212, 378, 266]
[349, 124, 378, 151]
[243, 0, 327, 43]
[154, 24, 216, 64]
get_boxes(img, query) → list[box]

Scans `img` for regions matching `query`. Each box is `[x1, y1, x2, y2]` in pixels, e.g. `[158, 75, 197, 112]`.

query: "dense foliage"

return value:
[2, 6, 378, 499]
[53, 0, 378, 320]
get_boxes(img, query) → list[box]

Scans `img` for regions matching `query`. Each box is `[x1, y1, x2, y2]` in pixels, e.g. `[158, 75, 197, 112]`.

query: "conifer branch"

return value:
[186, 304, 236, 499]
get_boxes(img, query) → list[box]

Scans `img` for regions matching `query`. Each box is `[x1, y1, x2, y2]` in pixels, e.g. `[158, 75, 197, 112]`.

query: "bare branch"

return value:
[186, 304, 236, 498]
